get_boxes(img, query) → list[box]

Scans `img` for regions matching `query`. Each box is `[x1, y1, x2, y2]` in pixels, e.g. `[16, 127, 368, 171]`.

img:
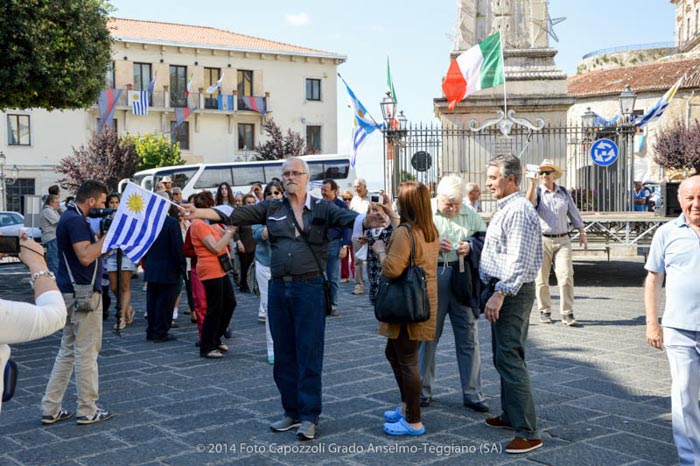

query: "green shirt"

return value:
[431, 199, 487, 263]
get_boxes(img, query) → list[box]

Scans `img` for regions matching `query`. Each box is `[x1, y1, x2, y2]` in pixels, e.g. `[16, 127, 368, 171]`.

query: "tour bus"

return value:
[118, 154, 356, 199]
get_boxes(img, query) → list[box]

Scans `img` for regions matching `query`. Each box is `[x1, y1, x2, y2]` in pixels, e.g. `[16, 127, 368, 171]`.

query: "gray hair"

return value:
[488, 154, 522, 186]
[466, 182, 480, 193]
[44, 194, 59, 206]
[436, 174, 466, 201]
[282, 157, 309, 175]
[353, 177, 367, 188]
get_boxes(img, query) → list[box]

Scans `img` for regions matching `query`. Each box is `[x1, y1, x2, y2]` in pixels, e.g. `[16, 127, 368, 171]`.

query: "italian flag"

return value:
[442, 32, 504, 111]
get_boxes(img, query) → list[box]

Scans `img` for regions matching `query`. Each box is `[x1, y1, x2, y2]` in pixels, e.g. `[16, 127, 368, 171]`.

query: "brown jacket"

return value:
[378, 225, 439, 341]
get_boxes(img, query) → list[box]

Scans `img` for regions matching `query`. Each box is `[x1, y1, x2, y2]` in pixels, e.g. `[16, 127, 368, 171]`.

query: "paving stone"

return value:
[0, 258, 679, 465]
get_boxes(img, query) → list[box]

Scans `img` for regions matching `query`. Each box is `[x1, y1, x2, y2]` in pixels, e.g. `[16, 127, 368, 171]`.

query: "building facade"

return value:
[0, 18, 345, 213]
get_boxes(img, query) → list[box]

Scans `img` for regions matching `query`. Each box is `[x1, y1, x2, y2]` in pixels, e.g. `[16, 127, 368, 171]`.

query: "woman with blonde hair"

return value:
[371, 181, 439, 436]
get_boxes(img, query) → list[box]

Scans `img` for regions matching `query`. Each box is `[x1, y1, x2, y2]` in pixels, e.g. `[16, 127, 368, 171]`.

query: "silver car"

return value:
[0, 211, 42, 242]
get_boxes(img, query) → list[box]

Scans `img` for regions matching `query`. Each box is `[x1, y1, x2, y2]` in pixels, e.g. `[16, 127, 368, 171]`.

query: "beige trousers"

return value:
[535, 236, 575, 316]
[41, 292, 103, 418]
[352, 239, 365, 288]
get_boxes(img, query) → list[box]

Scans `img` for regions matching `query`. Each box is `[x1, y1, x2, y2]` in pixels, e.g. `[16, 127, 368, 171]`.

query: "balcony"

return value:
[100, 89, 269, 114]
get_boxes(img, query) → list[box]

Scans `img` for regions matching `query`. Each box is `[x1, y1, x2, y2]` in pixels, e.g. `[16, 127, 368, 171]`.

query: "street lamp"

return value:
[379, 94, 409, 197]
[581, 107, 596, 129]
[0, 152, 19, 211]
[618, 85, 637, 211]
[380, 91, 396, 127]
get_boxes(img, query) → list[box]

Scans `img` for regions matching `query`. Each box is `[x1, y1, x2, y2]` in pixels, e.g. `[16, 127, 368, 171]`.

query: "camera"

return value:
[88, 208, 117, 234]
[369, 192, 382, 204]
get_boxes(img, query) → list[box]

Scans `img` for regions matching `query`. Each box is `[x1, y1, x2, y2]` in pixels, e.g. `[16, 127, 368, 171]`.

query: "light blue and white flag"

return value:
[101, 182, 171, 263]
[635, 75, 684, 128]
[129, 90, 149, 116]
[338, 74, 383, 167]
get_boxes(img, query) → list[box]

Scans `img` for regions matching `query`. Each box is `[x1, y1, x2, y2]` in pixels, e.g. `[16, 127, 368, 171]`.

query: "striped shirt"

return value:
[479, 191, 543, 296]
[536, 185, 584, 235]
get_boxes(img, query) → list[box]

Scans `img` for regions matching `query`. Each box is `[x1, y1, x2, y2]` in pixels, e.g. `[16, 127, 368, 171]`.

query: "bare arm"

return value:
[526, 178, 538, 206]
[201, 228, 235, 255]
[72, 236, 106, 267]
[644, 271, 664, 350]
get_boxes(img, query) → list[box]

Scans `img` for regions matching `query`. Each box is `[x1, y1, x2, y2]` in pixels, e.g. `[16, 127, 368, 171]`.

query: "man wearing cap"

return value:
[526, 159, 588, 326]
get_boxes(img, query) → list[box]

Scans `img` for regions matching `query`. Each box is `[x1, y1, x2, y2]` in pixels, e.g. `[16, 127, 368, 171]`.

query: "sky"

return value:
[109, 0, 677, 189]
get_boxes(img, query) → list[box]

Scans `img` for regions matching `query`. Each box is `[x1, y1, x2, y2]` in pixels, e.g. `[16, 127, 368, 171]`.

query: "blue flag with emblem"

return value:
[101, 182, 171, 263]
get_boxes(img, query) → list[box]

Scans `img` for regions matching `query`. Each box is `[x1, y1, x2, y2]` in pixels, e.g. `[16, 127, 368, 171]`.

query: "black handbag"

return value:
[3, 359, 18, 403]
[285, 202, 333, 316]
[218, 252, 234, 273]
[450, 258, 473, 306]
[374, 224, 430, 323]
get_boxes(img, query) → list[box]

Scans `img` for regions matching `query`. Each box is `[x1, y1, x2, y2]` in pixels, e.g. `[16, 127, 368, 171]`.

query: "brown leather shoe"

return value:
[505, 437, 543, 454]
[485, 416, 514, 430]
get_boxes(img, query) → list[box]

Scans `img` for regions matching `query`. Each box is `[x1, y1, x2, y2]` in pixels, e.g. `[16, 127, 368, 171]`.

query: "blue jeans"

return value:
[326, 239, 342, 307]
[45, 238, 59, 276]
[268, 276, 326, 423]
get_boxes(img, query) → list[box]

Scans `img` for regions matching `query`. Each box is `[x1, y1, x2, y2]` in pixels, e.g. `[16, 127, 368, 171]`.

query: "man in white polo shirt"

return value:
[645, 175, 700, 466]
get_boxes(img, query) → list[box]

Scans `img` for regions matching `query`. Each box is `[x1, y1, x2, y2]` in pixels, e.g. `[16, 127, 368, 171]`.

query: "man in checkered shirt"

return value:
[479, 154, 543, 455]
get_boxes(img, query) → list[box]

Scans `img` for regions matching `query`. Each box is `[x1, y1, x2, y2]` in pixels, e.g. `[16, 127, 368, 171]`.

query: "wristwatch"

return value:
[495, 290, 508, 298]
[29, 270, 56, 288]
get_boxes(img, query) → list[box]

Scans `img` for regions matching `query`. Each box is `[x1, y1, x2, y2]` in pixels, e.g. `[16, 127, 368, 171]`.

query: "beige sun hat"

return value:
[161, 175, 172, 183]
[539, 159, 563, 180]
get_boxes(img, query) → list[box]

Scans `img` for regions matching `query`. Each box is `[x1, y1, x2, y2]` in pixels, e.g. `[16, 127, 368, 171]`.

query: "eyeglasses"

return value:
[282, 171, 307, 178]
[539, 170, 553, 176]
[266, 190, 282, 196]
[342, 197, 352, 201]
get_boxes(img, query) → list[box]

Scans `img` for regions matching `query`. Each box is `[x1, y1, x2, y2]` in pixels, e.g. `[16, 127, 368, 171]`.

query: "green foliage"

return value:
[56, 127, 139, 192]
[125, 133, 185, 171]
[400, 170, 416, 182]
[0, 0, 113, 111]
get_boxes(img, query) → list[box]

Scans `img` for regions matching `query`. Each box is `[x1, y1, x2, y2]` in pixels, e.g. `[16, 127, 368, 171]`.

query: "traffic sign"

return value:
[590, 138, 618, 167]
[411, 151, 432, 172]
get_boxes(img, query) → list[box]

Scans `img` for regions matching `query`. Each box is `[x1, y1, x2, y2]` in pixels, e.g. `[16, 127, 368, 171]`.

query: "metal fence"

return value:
[384, 122, 635, 213]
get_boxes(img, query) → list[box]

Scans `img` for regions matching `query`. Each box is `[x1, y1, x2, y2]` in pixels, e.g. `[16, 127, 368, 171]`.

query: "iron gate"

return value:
[383, 122, 635, 213]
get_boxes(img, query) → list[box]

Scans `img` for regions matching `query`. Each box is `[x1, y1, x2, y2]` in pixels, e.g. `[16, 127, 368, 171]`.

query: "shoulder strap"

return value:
[397, 224, 416, 268]
[62, 252, 98, 287]
[284, 200, 327, 279]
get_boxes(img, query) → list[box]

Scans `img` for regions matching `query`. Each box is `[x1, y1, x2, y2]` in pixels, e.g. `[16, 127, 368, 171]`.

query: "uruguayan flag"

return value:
[635, 75, 684, 128]
[101, 182, 170, 263]
[129, 90, 149, 116]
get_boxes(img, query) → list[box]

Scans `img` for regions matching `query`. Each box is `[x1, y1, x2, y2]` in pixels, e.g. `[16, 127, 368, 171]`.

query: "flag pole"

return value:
[127, 181, 184, 209]
[500, 32, 507, 116]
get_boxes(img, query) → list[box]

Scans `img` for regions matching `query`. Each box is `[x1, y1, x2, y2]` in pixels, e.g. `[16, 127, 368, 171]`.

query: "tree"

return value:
[124, 133, 185, 171]
[255, 118, 317, 160]
[653, 119, 700, 175]
[0, 0, 113, 111]
[56, 128, 140, 193]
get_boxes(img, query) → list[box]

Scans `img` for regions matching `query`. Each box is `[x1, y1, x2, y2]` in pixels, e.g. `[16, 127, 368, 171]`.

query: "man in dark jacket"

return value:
[144, 197, 185, 342]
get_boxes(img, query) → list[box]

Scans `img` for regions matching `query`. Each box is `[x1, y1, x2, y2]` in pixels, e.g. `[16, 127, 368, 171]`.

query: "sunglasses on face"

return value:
[266, 190, 282, 196]
[343, 197, 352, 201]
[539, 170, 553, 176]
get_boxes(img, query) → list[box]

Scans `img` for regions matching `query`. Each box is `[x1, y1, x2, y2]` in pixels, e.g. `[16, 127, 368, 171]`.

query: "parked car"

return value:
[0, 211, 42, 242]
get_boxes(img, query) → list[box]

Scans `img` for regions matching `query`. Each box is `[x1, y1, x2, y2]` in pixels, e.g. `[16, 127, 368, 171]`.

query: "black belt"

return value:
[542, 232, 569, 238]
[437, 261, 459, 267]
[272, 271, 322, 282]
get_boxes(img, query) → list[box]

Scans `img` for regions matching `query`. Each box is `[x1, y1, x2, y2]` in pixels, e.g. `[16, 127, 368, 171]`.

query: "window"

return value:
[105, 61, 115, 88]
[133, 62, 153, 105]
[154, 167, 198, 189]
[194, 166, 233, 189]
[170, 65, 188, 107]
[232, 166, 264, 186]
[204, 67, 221, 109]
[6, 178, 35, 214]
[306, 78, 321, 101]
[306, 125, 321, 152]
[237, 70, 253, 97]
[170, 121, 190, 150]
[238, 123, 254, 150]
[7, 115, 30, 145]
[95, 118, 118, 133]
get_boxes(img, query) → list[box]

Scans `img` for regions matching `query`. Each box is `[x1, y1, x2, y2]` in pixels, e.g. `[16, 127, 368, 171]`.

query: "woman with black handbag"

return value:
[370, 181, 439, 437]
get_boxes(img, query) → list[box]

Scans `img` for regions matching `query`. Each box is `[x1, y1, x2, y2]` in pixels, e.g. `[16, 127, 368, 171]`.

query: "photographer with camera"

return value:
[1, 233, 67, 413]
[40, 180, 113, 426]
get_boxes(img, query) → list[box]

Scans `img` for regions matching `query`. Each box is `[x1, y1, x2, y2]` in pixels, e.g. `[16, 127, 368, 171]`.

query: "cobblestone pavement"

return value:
[0, 256, 676, 465]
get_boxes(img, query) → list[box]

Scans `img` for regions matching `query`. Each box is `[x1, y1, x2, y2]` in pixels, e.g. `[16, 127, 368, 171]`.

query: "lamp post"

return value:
[0, 152, 19, 211]
[380, 92, 408, 197]
[618, 85, 637, 211]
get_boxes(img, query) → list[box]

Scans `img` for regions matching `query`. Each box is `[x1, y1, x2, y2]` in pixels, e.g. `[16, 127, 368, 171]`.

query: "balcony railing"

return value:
[102, 89, 269, 114]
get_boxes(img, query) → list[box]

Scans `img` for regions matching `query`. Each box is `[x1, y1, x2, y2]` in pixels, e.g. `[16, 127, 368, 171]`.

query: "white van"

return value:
[118, 154, 356, 199]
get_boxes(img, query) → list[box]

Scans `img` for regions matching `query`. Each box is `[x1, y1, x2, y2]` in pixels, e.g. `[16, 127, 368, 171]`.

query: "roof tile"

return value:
[108, 18, 341, 58]
[568, 58, 700, 97]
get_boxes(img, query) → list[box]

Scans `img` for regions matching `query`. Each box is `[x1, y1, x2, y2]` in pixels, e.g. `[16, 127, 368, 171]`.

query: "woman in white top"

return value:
[1, 234, 66, 413]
